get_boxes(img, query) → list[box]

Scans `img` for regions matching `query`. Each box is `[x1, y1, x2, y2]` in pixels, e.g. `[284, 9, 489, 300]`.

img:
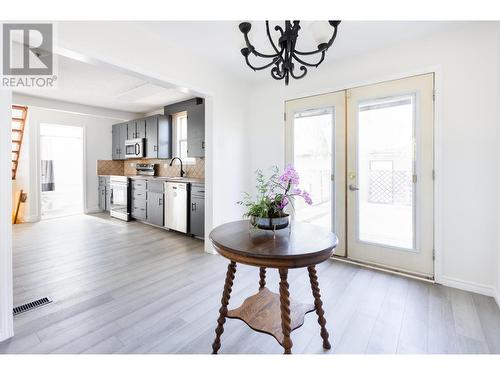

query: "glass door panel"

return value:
[293, 108, 333, 230]
[357, 95, 415, 249]
[347, 73, 434, 278]
[285, 91, 346, 256]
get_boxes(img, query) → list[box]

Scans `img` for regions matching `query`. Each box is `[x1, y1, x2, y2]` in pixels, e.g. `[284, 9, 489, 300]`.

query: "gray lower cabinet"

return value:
[190, 183, 205, 238]
[130, 179, 164, 226]
[131, 180, 147, 220]
[146, 180, 164, 227]
[147, 192, 164, 226]
[98, 176, 110, 212]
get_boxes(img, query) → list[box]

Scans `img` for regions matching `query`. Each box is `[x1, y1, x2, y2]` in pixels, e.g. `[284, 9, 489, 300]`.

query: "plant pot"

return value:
[250, 214, 290, 230]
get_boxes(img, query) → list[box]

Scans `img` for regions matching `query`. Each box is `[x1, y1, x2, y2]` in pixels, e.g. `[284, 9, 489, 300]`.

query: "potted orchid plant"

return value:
[238, 165, 312, 230]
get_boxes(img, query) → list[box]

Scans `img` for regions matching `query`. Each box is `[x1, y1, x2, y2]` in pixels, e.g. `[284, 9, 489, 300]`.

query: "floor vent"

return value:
[13, 297, 52, 316]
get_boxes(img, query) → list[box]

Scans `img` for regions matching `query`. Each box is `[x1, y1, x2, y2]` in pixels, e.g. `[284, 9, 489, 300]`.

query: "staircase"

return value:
[11, 105, 27, 180]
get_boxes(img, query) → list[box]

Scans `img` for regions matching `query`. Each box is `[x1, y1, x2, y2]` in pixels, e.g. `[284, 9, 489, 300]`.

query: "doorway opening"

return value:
[40, 124, 84, 220]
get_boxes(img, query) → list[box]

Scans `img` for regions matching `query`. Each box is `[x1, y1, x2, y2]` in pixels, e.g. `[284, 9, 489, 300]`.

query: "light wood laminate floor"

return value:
[1, 213, 499, 354]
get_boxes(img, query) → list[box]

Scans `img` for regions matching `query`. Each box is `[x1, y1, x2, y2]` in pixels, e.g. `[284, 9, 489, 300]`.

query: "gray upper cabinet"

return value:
[112, 125, 119, 160]
[157, 115, 172, 159]
[135, 119, 147, 139]
[186, 103, 205, 158]
[112, 123, 128, 160]
[126, 121, 135, 140]
[145, 116, 158, 159]
[145, 115, 171, 159]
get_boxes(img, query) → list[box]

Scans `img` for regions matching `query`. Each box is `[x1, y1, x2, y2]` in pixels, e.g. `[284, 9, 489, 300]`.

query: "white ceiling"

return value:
[14, 53, 193, 113]
[137, 21, 469, 80]
[14, 21, 468, 112]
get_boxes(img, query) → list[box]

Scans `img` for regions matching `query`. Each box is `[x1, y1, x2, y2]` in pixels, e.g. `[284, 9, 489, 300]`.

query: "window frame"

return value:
[172, 111, 196, 165]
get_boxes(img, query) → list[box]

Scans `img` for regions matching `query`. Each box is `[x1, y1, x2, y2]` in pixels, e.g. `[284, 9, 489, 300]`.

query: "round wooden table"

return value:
[209, 220, 338, 354]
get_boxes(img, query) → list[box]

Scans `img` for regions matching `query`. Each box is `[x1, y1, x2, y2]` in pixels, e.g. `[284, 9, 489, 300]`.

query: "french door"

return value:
[285, 73, 434, 277]
[285, 92, 346, 256]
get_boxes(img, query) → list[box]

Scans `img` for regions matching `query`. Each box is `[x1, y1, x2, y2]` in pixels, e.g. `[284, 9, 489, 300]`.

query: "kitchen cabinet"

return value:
[190, 183, 205, 238]
[98, 176, 110, 212]
[186, 103, 205, 158]
[146, 181, 164, 227]
[112, 123, 128, 160]
[131, 179, 147, 220]
[145, 115, 172, 159]
[133, 118, 147, 139]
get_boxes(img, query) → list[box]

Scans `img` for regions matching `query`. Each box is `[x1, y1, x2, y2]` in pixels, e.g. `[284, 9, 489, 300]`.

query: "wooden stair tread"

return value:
[226, 287, 315, 346]
[11, 104, 27, 180]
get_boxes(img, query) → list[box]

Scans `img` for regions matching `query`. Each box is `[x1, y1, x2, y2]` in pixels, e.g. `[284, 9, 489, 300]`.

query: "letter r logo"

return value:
[2, 24, 53, 75]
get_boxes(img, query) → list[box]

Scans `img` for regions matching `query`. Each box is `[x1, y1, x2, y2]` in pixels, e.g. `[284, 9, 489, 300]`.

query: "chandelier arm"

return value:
[266, 21, 280, 54]
[292, 51, 325, 68]
[243, 33, 282, 59]
[294, 23, 340, 56]
[271, 65, 286, 80]
[245, 55, 283, 71]
[274, 25, 284, 35]
[290, 65, 307, 80]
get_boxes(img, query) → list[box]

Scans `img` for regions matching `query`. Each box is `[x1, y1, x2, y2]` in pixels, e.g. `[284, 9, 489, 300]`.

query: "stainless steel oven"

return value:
[125, 138, 145, 159]
[110, 176, 130, 221]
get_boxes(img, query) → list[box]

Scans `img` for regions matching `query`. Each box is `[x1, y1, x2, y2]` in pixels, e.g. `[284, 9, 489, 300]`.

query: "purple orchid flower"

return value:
[279, 165, 300, 186]
[301, 190, 313, 205]
[277, 196, 288, 210]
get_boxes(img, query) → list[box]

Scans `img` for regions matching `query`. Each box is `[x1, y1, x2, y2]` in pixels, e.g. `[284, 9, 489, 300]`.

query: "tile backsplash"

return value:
[124, 158, 205, 178]
[96, 160, 124, 176]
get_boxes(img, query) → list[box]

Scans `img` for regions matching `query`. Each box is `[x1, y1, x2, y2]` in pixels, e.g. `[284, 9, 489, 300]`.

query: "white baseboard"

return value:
[0, 327, 13, 343]
[495, 289, 500, 309]
[439, 276, 495, 297]
[85, 207, 102, 214]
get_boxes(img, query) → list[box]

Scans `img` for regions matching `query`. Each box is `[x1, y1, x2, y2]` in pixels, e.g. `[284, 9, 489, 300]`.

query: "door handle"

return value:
[349, 184, 359, 191]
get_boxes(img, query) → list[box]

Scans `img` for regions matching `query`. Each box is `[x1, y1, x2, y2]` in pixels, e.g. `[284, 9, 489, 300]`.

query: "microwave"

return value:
[125, 138, 145, 159]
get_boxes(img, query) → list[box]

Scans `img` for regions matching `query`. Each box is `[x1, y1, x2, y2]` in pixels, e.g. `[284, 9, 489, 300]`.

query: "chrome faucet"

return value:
[169, 157, 185, 177]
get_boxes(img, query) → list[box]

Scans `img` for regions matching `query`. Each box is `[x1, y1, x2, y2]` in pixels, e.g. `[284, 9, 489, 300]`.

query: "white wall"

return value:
[12, 94, 142, 221]
[248, 22, 500, 296]
[0, 90, 14, 342]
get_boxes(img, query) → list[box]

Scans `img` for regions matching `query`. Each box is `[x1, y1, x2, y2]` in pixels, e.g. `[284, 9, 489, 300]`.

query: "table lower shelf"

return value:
[226, 287, 315, 346]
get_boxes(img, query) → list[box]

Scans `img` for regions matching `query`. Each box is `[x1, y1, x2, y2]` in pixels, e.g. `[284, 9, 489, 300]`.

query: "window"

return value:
[172, 111, 195, 164]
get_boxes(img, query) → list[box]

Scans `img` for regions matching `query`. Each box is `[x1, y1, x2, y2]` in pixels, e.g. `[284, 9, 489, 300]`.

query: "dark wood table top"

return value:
[209, 220, 338, 268]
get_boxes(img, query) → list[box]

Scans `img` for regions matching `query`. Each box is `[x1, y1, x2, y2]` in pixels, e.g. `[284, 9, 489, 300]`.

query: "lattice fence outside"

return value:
[369, 170, 412, 205]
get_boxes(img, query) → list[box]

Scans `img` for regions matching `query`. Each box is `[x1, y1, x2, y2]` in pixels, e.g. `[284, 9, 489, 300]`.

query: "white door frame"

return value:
[281, 65, 444, 283]
[37, 122, 87, 220]
[0, 90, 14, 342]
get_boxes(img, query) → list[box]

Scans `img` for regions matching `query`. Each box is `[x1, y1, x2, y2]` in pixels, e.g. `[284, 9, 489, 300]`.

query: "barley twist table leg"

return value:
[279, 268, 292, 354]
[308, 265, 331, 349]
[259, 267, 266, 290]
[212, 261, 237, 354]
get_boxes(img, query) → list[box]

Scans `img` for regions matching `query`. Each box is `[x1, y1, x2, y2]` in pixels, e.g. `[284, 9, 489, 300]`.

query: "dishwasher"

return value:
[165, 182, 189, 233]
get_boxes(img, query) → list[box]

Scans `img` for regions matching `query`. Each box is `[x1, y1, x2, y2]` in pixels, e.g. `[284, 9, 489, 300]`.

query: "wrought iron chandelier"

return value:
[238, 20, 341, 85]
